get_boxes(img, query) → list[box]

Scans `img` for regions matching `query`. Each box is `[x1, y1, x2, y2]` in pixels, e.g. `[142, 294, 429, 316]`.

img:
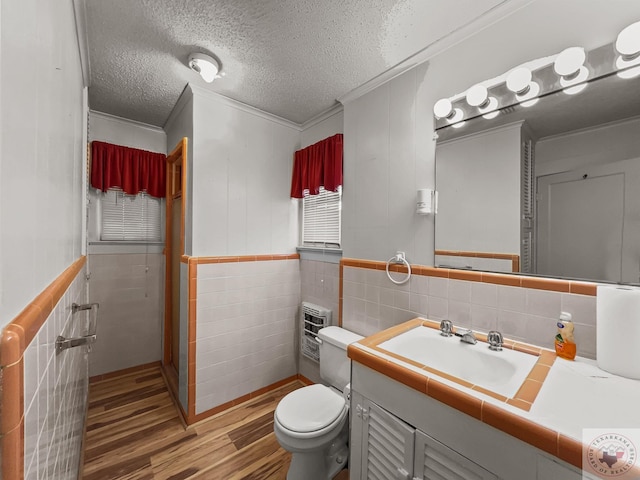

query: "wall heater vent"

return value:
[300, 302, 331, 362]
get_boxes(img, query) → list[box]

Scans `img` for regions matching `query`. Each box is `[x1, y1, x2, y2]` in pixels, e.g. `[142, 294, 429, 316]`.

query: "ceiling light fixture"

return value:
[506, 67, 540, 107]
[188, 53, 221, 83]
[615, 21, 640, 79]
[554, 47, 589, 95]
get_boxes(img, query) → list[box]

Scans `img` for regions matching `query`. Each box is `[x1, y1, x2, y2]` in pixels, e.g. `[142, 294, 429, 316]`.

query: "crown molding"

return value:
[72, 0, 91, 87]
[338, 0, 535, 105]
[90, 110, 165, 133]
[301, 104, 343, 131]
[189, 84, 302, 131]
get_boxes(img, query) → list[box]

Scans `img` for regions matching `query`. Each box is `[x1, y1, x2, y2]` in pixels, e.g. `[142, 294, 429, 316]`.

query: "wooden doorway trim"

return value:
[164, 138, 187, 381]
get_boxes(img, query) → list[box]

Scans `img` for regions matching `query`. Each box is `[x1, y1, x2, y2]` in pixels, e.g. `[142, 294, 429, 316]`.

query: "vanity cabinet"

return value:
[351, 394, 498, 480]
[350, 362, 591, 480]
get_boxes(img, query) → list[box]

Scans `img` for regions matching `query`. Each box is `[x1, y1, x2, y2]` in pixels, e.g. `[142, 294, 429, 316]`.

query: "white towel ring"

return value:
[386, 252, 411, 285]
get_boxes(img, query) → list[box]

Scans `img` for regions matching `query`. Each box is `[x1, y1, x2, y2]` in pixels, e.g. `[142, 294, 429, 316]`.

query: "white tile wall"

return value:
[24, 266, 89, 480]
[342, 266, 598, 358]
[87, 253, 164, 376]
[298, 259, 341, 383]
[195, 259, 300, 414]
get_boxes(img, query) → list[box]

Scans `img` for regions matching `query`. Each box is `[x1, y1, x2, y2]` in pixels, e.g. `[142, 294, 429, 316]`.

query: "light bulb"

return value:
[478, 97, 499, 119]
[616, 21, 640, 59]
[554, 47, 586, 78]
[466, 85, 489, 108]
[507, 67, 539, 107]
[506, 67, 533, 94]
[433, 98, 453, 119]
[554, 47, 589, 95]
[448, 108, 464, 124]
[189, 53, 220, 83]
[615, 21, 640, 79]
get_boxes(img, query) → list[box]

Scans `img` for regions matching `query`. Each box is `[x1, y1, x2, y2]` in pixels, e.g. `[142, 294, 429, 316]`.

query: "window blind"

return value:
[101, 189, 162, 241]
[302, 186, 341, 247]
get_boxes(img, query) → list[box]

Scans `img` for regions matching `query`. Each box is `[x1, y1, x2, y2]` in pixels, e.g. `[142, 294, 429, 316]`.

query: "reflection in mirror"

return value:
[435, 69, 640, 284]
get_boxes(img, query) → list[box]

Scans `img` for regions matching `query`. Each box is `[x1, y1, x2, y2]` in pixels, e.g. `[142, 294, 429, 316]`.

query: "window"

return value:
[301, 186, 341, 248]
[101, 189, 162, 242]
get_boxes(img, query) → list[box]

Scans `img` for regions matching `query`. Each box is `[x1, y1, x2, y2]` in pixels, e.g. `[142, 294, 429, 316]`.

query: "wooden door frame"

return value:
[164, 138, 187, 369]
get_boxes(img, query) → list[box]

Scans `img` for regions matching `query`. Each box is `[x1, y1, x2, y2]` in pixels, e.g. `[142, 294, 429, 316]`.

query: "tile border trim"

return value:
[194, 254, 300, 264]
[358, 319, 554, 411]
[347, 319, 591, 470]
[435, 249, 520, 273]
[340, 257, 597, 295]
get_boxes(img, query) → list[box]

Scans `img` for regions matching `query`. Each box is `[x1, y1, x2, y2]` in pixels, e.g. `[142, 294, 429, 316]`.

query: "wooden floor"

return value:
[81, 367, 350, 480]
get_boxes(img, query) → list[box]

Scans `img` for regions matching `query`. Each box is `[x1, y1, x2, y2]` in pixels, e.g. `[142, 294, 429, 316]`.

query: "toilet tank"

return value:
[318, 326, 363, 391]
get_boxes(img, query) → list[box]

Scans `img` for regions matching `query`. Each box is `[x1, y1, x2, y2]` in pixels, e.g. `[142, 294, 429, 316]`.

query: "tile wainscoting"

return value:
[185, 255, 301, 421]
[340, 259, 598, 359]
[87, 253, 164, 377]
[0, 258, 89, 480]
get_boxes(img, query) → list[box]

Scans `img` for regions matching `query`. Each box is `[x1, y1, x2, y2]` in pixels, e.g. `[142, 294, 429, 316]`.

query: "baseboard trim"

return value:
[185, 374, 312, 426]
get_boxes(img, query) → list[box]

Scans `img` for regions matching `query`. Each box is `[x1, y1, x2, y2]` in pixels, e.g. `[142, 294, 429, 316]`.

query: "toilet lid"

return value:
[275, 384, 346, 433]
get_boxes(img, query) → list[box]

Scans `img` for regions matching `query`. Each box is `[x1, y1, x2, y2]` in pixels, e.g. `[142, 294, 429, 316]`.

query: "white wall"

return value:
[536, 116, 640, 177]
[191, 85, 300, 256]
[89, 111, 167, 152]
[164, 87, 194, 254]
[300, 108, 344, 148]
[436, 123, 521, 254]
[342, 64, 435, 265]
[0, 0, 85, 328]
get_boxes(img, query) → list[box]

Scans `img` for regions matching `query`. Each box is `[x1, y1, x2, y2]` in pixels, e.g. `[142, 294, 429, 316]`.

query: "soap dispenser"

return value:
[555, 312, 576, 360]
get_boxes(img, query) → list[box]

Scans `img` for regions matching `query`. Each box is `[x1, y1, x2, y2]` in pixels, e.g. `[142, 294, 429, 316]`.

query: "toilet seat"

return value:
[275, 384, 346, 436]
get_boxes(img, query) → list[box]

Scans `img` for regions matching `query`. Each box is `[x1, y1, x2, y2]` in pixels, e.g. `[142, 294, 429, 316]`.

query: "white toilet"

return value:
[274, 326, 363, 480]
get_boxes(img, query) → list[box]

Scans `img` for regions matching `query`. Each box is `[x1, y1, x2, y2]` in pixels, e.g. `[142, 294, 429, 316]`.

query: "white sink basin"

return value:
[378, 326, 538, 398]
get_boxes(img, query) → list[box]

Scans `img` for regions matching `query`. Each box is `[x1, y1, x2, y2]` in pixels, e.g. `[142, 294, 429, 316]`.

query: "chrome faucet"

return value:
[487, 330, 504, 351]
[440, 319, 453, 337]
[455, 328, 477, 345]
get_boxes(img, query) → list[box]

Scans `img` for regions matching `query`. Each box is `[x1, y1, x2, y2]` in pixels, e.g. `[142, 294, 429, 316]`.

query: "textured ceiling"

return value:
[84, 0, 507, 127]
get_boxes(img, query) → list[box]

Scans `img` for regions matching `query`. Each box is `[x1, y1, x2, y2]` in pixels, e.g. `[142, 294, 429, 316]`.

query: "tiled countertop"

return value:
[348, 318, 640, 473]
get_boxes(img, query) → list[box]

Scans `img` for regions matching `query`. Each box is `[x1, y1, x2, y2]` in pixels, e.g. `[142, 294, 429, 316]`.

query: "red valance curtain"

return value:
[90, 141, 167, 198]
[290, 133, 343, 198]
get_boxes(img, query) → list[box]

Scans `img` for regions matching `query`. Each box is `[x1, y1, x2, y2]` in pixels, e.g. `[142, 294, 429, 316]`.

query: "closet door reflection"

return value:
[537, 158, 640, 283]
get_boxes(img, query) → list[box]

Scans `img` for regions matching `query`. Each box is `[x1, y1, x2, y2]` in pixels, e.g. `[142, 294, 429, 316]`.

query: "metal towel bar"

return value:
[72, 302, 97, 314]
[56, 302, 99, 354]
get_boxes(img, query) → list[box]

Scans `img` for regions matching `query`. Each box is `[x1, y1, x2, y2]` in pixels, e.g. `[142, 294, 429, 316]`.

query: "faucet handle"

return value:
[487, 330, 503, 351]
[440, 319, 453, 337]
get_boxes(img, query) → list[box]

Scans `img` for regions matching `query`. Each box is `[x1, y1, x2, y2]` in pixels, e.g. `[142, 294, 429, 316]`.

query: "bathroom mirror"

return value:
[434, 70, 640, 284]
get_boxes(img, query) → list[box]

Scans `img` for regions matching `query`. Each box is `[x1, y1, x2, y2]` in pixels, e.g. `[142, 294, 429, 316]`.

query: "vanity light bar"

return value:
[433, 19, 640, 128]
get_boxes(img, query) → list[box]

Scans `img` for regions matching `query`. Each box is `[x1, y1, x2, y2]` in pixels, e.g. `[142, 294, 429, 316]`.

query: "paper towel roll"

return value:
[597, 285, 640, 379]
